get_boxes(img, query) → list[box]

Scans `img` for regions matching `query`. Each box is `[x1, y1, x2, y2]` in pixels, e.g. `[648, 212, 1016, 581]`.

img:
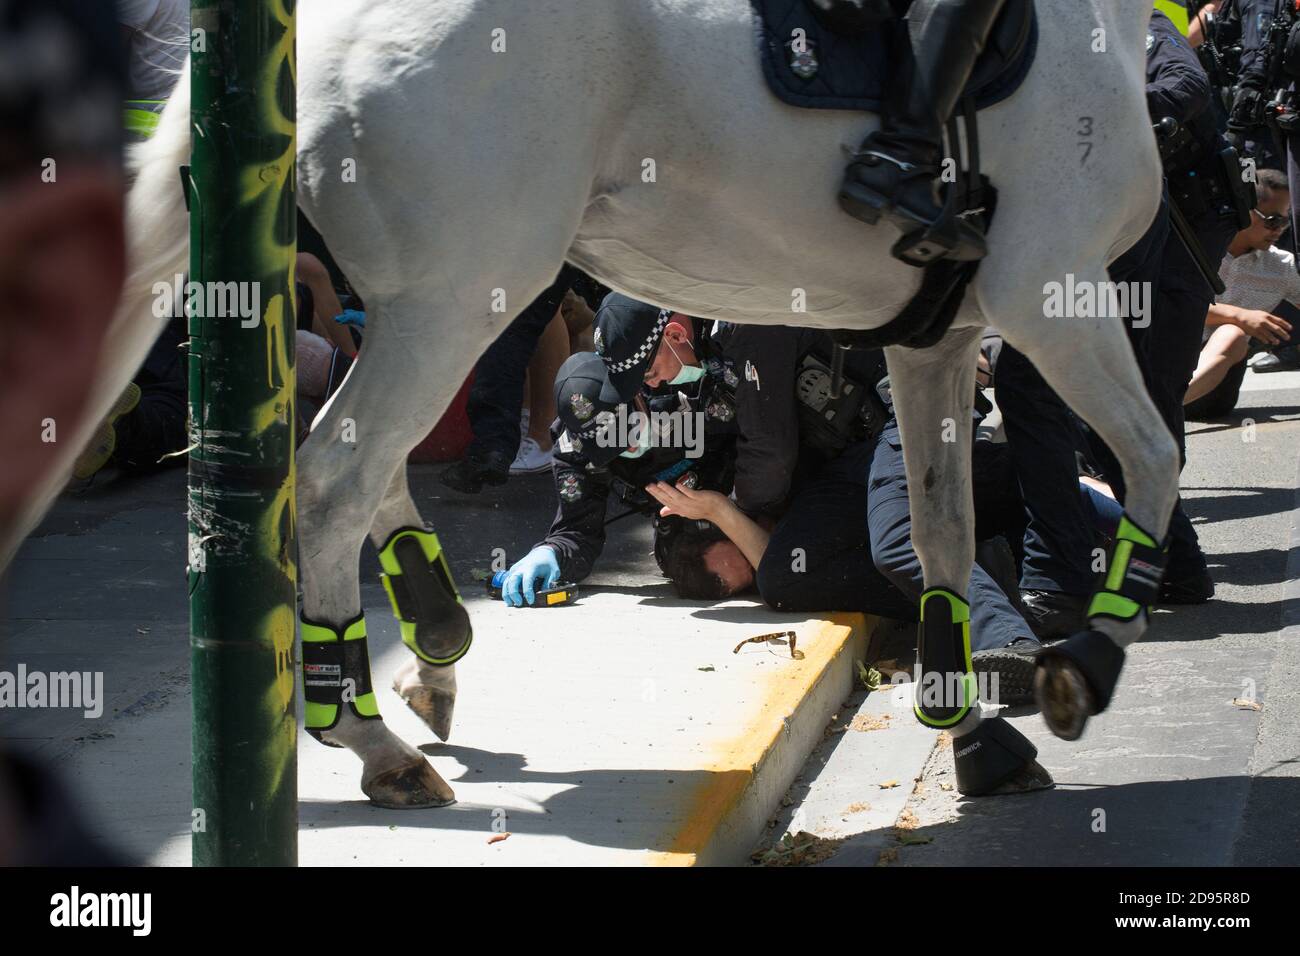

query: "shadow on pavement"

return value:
[297, 742, 738, 855]
[865, 774, 1300, 867]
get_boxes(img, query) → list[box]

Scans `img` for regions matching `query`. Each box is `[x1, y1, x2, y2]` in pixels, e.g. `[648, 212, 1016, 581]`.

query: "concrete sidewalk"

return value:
[1, 464, 915, 865]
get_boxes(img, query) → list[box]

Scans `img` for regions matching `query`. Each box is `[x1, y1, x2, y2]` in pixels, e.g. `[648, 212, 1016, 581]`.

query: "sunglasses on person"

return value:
[1254, 208, 1290, 231]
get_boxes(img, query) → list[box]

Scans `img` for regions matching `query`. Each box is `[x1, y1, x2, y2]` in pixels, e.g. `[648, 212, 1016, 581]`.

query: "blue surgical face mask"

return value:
[666, 338, 705, 386]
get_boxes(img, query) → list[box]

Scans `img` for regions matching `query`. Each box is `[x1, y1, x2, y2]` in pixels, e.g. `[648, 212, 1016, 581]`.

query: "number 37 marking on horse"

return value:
[1078, 116, 1093, 165]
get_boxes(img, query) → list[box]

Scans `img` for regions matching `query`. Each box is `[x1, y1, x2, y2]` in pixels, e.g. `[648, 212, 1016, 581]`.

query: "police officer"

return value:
[992, 11, 1231, 633]
[1189, 1, 1242, 119]
[594, 293, 811, 519]
[498, 352, 738, 605]
[1227, 0, 1291, 170]
[634, 331, 1046, 703]
[1134, 7, 1246, 600]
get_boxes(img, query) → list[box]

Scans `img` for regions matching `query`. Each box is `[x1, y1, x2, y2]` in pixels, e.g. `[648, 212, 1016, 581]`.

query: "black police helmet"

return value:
[553, 352, 628, 467]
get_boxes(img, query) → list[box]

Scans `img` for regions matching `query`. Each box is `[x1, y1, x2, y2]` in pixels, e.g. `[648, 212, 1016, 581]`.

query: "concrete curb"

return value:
[649, 612, 871, 866]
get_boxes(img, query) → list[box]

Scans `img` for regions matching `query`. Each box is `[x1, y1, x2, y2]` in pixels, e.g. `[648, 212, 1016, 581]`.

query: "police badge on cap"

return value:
[553, 351, 627, 467]
[569, 393, 594, 421]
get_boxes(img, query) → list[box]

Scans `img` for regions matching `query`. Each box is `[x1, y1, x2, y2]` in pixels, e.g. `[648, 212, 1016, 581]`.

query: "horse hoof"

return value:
[1034, 628, 1126, 740]
[1034, 655, 1092, 741]
[400, 685, 455, 742]
[393, 658, 456, 741]
[362, 759, 455, 809]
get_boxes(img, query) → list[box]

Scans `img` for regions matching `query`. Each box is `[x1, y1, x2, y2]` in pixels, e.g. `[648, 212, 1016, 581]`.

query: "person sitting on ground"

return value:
[440, 267, 592, 492]
[297, 252, 359, 358]
[1185, 169, 1297, 418]
[73, 310, 189, 478]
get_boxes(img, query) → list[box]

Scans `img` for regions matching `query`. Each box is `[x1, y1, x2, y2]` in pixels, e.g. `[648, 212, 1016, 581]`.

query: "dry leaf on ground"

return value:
[849, 712, 892, 732]
[752, 830, 845, 867]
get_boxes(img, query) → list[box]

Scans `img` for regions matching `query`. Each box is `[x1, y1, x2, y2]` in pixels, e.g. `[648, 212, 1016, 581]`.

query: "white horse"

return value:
[16, 0, 1177, 807]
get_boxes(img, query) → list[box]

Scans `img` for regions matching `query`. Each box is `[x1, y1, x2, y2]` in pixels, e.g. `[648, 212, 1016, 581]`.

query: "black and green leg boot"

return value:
[378, 526, 473, 667]
[915, 587, 1051, 795]
[1035, 514, 1165, 741]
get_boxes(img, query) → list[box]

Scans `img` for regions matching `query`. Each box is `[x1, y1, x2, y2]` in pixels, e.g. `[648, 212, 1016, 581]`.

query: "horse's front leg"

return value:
[885, 327, 1052, 796]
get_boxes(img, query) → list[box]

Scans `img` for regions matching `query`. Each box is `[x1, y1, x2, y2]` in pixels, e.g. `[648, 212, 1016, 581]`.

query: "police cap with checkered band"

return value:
[592, 293, 670, 402]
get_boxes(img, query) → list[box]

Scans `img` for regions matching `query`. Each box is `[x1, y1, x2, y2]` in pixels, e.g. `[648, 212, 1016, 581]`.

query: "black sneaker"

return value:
[971, 638, 1041, 708]
[1019, 588, 1088, 641]
[438, 450, 511, 494]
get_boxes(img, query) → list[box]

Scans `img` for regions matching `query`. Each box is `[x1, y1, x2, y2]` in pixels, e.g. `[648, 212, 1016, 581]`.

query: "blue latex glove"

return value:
[501, 546, 561, 607]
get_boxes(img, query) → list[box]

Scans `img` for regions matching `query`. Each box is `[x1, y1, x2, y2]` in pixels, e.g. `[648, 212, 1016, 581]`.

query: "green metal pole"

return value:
[188, 0, 298, 866]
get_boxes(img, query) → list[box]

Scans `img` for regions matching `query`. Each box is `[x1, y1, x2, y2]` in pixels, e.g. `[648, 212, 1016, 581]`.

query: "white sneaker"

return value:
[510, 436, 552, 474]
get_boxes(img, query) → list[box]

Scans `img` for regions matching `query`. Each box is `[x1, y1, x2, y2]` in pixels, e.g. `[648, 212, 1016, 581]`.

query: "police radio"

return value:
[794, 350, 887, 458]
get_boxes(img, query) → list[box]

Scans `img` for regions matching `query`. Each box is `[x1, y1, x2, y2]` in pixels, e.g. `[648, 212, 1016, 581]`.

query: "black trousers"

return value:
[1089, 207, 1237, 577]
[465, 266, 577, 462]
[995, 344, 1098, 595]
[997, 193, 1182, 592]
[757, 427, 1034, 653]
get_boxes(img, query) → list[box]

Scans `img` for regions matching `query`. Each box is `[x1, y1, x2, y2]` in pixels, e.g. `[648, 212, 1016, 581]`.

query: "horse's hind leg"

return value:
[990, 269, 1180, 741]
[297, 292, 496, 808]
[884, 327, 1052, 796]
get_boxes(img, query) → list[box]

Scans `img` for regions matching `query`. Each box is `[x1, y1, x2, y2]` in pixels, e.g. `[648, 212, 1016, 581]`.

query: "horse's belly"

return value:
[567, 214, 917, 331]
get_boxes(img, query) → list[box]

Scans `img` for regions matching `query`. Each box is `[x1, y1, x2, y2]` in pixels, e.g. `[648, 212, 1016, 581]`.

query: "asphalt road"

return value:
[772, 372, 1300, 867]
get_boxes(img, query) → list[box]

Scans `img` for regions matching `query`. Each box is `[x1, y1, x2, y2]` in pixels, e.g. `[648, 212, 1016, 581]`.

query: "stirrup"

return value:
[893, 214, 988, 267]
[889, 96, 991, 268]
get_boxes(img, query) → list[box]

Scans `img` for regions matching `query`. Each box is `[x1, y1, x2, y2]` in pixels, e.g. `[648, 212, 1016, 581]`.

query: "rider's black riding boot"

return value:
[839, 0, 1007, 263]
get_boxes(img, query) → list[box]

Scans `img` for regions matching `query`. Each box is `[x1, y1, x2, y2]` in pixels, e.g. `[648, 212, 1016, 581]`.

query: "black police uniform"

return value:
[593, 293, 813, 518]
[1231, 2, 1300, 262]
[534, 347, 740, 585]
[758, 346, 1041, 657]
[995, 193, 1174, 628]
[999, 207, 1170, 617]
[1135, 10, 1243, 585]
[1229, 0, 1286, 169]
[995, 12, 1232, 625]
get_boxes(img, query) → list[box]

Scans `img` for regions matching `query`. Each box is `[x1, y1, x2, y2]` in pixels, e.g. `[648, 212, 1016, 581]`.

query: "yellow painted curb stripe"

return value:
[648, 611, 870, 866]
